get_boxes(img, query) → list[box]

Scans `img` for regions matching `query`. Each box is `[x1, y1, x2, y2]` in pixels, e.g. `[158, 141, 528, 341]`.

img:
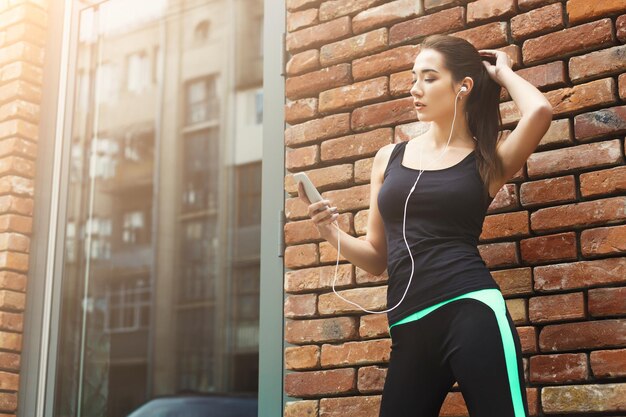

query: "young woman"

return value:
[297, 34, 552, 416]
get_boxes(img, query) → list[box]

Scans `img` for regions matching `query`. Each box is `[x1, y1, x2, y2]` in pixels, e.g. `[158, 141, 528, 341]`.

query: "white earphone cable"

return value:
[330, 87, 467, 314]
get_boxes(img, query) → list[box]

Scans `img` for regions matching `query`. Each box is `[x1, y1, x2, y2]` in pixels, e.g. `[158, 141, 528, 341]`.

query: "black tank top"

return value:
[377, 140, 499, 326]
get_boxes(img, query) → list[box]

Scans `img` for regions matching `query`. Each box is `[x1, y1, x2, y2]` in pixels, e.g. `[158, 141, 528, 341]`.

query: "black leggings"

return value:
[379, 290, 530, 417]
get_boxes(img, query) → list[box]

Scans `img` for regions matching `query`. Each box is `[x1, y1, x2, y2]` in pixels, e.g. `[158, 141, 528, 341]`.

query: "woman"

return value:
[297, 34, 552, 416]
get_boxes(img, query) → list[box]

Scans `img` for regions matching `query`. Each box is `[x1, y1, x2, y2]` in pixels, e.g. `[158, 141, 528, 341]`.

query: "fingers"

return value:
[310, 202, 339, 226]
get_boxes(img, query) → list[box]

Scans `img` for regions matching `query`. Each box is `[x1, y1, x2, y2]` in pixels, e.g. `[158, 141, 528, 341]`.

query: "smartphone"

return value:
[293, 172, 325, 205]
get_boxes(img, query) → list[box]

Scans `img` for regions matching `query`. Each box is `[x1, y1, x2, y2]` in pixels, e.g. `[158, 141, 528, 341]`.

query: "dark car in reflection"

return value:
[127, 392, 258, 417]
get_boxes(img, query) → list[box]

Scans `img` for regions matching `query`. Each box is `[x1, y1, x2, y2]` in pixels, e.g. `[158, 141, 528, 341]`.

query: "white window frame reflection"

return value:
[104, 278, 151, 333]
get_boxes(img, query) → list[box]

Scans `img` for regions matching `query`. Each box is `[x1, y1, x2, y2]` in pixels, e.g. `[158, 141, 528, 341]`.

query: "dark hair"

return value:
[419, 34, 504, 200]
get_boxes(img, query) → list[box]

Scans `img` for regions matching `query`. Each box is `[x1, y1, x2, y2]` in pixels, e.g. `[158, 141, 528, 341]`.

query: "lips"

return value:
[414, 102, 426, 109]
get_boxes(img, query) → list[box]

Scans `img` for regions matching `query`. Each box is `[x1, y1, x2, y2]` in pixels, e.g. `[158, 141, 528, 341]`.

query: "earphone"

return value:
[328, 84, 470, 314]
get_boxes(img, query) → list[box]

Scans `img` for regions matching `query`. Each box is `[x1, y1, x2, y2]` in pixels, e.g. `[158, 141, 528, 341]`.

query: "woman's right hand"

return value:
[297, 181, 339, 234]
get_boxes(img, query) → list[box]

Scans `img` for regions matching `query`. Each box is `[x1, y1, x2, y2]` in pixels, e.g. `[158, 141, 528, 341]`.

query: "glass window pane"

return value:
[53, 1, 262, 416]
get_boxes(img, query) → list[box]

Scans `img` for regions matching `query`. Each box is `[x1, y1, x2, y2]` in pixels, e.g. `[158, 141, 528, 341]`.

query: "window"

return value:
[237, 162, 262, 227]
[254, 89, 263, 125]
[182, 129, 219, 212]
[126, 51, 150, 93]
[193, 20, 210, 44]
[122, 210, 145, 244]
[104, 278, 151, 332]
[185, 77, 218, 125]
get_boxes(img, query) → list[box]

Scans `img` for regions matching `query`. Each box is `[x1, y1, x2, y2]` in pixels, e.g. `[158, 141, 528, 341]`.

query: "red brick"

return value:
[285, 316, 358, 344]
[0, 137, 37, 160]
[286, 0, 320, 12]
[510, 3, 564, 41]
[580, 166, 626, 198]
[359, 313, 389, 338]
[581, 224, 626, 257]
[286, 64, 352, 101]
[481, 211, 530, 240]
[531, 196, 626, 233]
[357, 365, 386, 393]
[0, 99, 40, 124]
[0, 61, 42, 85]
[522, 19, 614, 65]
[0, 371, 18, 391]
[318, 285, 386, 315]
[320, 184, 370, 212]
[539, 319, 626, 351]
[0, 119, 38, 142]
[0, 195, 33, 218]
[506, 298, 527, 324]
[286, 144, 319, 170]
[321, 339, 390, 367]
[528, 292, 585, 324]
[354, 158, 373, 183]
[527, 140, 622, 178]
[518, 0, 559, 12]
[352, 44, 419, 81]
[514, 61, 567, 91]
[451, 21, 509, 50]
[478, 241, 519, 268]
[618, 13, 626, 43]
[286, 49, 320, 77]
[467, 0, 516, 24]
[529, 353, 588, 383]
[0, 271, 26, 292]
[519, 176, 576, 207]
[518, 325, 538, 353]
[574, 105, 626, 141]
[534, 257, 626, 291]
[286, 16, 351, 53]
[285, 264, 354, 293]
[286, 98, 318, 125]
[0, 331, 21, 352]
[285, 113, 351, 146]
[284, 293, 317, 318]
[355, 264, 388, 284]
[547, 78, 617, 117]
[287, 8, 318, 32]
[351, 96, 416, 132]
[537, 118, 572, 148]
[0, 155, 35, 178]
[318, 0, 386, 22]
[588, 287, 626, 317]
[285, 368, 356, 397]
[285, 345, 320, 370]
[319, 395, 381, 417]
[491, 267, 533, 296]
[285, 164, 353, 194]
[570, 45, 626, 84]
[0, 310, 21, 332]
[620, 72, 626, 100]
[590, 348, 626, 378]
[318, 76, 389, 113]
[352, 0, 423, 35]
[0, 291, 24, 312]
[566, 0, 626, 25]
[0, 233, 28, 254]
[485, 183, 518, 213]
[0, 352, 19, 371]
[520, 232, 576, 264]
[320, 28, 388, 67]
[285, 243, 319, 268]
[0, 392, 16, 413]
[542, 383, 626, 413]
[389, 7, 464, 46]
[284, 399, 319, 417]
[321, 128, 392, 163]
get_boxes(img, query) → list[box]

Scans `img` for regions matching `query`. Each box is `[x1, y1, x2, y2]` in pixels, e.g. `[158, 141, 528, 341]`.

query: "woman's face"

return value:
[409, 48, 464, 122]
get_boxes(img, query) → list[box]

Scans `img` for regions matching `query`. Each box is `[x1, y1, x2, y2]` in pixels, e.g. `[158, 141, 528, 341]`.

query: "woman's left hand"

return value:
[478, 49, 512, 86]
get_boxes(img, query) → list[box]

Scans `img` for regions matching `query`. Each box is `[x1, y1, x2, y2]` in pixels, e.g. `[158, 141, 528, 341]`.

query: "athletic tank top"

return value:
[377, 140, 499, 326]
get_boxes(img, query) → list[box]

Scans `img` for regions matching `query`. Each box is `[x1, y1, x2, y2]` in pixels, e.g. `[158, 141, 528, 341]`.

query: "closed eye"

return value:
[413, 79, 435, 83]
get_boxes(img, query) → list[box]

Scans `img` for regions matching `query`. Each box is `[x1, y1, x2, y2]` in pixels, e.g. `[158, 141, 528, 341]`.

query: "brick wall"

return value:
[282, 0, 626, 416]
[0, 0, 47, 415]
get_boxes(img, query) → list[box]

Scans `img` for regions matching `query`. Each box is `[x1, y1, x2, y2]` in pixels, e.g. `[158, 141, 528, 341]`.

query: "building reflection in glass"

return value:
[53, 0, 263, 415]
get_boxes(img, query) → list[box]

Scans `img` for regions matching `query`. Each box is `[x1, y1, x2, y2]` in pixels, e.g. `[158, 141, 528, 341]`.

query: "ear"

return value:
[461, 76, 474, 94]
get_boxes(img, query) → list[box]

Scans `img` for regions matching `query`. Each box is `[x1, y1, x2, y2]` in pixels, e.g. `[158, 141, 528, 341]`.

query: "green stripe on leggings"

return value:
[389, 289, 526, 417]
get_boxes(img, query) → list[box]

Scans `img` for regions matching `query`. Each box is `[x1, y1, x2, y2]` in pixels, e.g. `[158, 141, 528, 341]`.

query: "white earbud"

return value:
[460, 85, 468, 92]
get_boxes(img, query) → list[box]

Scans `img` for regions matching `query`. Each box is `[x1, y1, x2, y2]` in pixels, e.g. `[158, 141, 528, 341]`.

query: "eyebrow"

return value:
[411, 69, 439, 74]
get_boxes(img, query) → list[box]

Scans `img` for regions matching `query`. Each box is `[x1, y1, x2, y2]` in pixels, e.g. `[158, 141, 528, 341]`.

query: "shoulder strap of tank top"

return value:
[383, 141, 408, 179]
